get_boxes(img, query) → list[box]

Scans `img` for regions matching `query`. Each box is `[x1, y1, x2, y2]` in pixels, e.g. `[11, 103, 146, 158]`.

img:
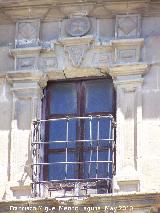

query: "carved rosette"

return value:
[65, 16, 91, 37]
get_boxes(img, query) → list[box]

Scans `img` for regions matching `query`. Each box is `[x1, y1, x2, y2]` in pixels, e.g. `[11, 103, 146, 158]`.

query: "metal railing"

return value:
[31, 115, 116, 198]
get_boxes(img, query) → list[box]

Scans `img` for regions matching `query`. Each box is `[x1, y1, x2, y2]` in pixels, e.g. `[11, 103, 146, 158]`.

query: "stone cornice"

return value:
[6, 70, 48, 90]
[1, 1, 160, 24]
[7, 70, 43, 82]
[109, 63, 149, 78]
[59, 35, 94, 46]
[111, 38, 144, 47]
[9, 47, 42, 58]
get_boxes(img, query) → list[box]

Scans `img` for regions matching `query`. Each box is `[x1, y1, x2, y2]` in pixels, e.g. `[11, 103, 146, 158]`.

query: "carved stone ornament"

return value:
[65, 44, 89, 67]
[115, 14, 141, 38]
[40, 57, 58, 69]
[16, 57, 36, 70]
[16, 20, 40, 48]
[65, 16, 91, 37]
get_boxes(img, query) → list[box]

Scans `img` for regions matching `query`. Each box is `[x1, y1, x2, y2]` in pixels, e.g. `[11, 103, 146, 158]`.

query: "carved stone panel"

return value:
[115, 14, 141, 38]
[16, 20, 40, 48]
[65, 16, 91, 37]
[65, 44, 89, 67]
[117, 49, 137, 63]
[92, 52, 112, 68]
[40, 57, 58, 70]
[16, 57, 38, 70]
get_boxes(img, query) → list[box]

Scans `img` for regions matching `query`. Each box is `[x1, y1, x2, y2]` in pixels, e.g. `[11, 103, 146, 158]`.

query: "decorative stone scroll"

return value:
[15, 19, 40, 48]
[115, 14, 141, 38]
[65, 16, 91, 37]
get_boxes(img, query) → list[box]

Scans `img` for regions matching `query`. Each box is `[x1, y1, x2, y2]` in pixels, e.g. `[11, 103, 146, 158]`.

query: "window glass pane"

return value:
[48, 153, 76, 180]
[49, 83, 77, 114]
[85, 79, 113, 113]
[48, 120, 76, 149]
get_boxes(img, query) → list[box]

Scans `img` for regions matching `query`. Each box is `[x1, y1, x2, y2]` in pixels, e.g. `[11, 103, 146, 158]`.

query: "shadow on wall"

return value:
[15, 98, 32, 130]
[18, 134, 32, 186]
[0, 81, 12, 130]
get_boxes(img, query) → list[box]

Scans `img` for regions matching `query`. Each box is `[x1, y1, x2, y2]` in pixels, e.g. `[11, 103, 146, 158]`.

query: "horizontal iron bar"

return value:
[32, 161, 112, 165]
[31, 139, 114, 144]
[32, 177, 112, 184]
[33, 115, 114, 123]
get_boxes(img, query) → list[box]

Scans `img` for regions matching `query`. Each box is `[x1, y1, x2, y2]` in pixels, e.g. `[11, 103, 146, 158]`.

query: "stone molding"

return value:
[1, 1, 160, 24]
[8, 34, 147, 78]
[9, 47, 41, 58]
[7, 71, 48, 90]
[109, 63, 149, 78]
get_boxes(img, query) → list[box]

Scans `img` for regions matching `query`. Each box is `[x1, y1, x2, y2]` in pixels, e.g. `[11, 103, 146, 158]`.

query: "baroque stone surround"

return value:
[0, 9, 153, 205]
[3, 13, 149, 197]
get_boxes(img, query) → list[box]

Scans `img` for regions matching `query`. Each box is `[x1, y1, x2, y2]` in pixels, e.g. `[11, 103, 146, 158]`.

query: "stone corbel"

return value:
[109, 63, 149, 193]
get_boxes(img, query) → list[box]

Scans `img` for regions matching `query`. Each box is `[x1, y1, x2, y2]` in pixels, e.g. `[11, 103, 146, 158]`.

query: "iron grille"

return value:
[31, 115, 116, 198]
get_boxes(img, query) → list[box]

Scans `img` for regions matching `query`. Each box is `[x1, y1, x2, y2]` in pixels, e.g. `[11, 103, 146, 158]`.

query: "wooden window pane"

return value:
[48, 153, 76, 180]
[85, 79, 113, 113]
[49, 120, 77, 149]
[49, 83, 77, 114]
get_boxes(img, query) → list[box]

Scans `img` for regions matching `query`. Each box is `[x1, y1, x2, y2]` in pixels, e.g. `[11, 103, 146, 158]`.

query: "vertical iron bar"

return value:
[38, 121, 41, 197]
[112, 118, 116, 176]
[107, 118, 112, 178]
[31, 122, 36, 197]
[96, 116, 100, 179]
[111, 118, 115, 193]
[32, 121, 39, 197]
[65, 118, 69, 179]
[88, 116, 93, 178]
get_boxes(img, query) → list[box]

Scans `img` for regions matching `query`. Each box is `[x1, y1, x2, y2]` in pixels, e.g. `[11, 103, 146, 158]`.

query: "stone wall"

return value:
[0, 2, 159, 211]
